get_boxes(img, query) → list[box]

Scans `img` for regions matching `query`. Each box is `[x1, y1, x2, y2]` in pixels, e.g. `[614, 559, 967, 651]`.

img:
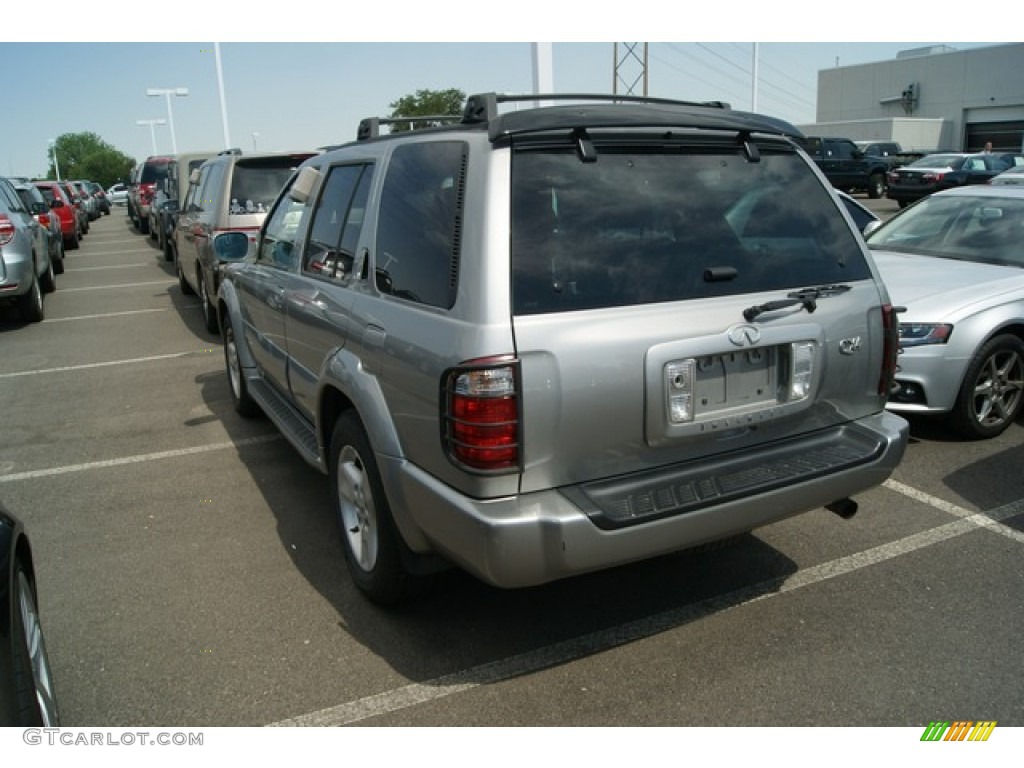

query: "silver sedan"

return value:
[867, 185, 1024, 438]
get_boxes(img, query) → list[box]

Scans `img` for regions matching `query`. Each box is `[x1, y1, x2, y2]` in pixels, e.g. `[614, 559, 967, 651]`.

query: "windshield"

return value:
[866, 193, 1024, 266]
[907, 154, 962, 168]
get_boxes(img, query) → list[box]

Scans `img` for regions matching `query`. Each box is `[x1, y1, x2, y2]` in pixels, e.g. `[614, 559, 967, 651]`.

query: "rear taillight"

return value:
[442, 357, 520, 472]
[38, 213, 51, 227]
[0, 214, 15, 246]
[879, 303, 901, 396]
[140, 183, 155, 204]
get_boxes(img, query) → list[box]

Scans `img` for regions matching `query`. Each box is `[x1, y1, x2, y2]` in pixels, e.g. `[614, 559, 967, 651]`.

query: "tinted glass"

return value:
[141, 161, 170, 184]
[866, 192, 1024, 266]
[258, 177, 307, 270]
[304, 164, 372, 280]
[375, 142, 466, 308]
[229, 158, 305, 214]
[511, 144, 871, 315]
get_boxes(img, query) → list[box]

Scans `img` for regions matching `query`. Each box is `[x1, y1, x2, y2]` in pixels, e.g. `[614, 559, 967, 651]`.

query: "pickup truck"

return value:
[802, 137, 897, 199]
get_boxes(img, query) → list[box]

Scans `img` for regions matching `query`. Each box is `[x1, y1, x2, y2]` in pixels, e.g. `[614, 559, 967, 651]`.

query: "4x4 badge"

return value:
[727, 324, 761, 347]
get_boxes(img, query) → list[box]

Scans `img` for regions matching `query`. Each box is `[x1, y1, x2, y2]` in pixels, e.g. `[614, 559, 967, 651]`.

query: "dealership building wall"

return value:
[796, 43, 1024, 154]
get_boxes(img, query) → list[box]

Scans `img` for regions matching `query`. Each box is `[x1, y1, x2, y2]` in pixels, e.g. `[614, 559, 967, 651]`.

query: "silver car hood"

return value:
[871, 249, 1024, 319]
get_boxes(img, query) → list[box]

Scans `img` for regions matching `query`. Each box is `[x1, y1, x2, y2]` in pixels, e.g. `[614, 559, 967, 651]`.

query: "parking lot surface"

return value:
[1, 208, 1022, 728]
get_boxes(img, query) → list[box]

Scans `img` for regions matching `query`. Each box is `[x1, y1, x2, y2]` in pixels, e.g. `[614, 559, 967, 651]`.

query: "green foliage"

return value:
[387, 88, 466, 132]
[48, 132, 136, 189]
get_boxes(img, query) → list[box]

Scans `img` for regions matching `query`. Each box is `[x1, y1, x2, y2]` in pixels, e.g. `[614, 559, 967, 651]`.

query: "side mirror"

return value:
[863, 220, 883, 237]
[213, 231, 250, 262]
[287, 166, 320, 204]
[49, 199, 64, 209]
[189, 168, 202, 185]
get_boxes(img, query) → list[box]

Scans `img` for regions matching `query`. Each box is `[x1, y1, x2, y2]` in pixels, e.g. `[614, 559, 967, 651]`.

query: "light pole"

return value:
[146, 87, 189, 154]
[251, 132, 259, 151]
[136, 119, 166, 155]
[49, 139, 61, 181]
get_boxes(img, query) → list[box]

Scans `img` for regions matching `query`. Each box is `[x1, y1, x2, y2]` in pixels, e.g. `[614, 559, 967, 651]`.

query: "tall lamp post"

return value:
[136, 119, 166, 155]
[146, 87, 189, 154]
[49, 139, 61, 181]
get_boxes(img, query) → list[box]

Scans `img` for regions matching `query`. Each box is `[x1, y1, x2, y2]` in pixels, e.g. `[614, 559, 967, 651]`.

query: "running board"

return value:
[247, 376, 322, 469]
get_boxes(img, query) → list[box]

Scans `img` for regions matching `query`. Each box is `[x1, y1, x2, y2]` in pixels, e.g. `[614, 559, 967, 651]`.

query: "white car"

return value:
[106, 182, 128, 206]
[867, 185, 1024, 438]
[989, 165, 1024, 186]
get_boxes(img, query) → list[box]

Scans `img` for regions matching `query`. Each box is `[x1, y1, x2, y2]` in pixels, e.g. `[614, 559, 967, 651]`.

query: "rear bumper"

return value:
[382, 411, 909, 588]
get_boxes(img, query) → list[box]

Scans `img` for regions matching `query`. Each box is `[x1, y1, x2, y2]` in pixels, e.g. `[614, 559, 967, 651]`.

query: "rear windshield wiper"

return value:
[743, 284, 851, 322]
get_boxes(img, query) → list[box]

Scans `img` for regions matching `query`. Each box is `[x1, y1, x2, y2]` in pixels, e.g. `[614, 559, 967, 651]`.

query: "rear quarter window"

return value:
[374, 141, 467, 309]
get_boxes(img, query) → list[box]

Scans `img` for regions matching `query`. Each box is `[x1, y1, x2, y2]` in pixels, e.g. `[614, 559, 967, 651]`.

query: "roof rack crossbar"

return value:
[462, 92, 732, 123]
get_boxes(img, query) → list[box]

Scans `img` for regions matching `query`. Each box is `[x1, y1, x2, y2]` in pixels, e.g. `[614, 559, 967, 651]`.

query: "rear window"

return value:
[141, 161, 170, 184]
[229, 158, 306, 214]
[511, 143, 871, 315]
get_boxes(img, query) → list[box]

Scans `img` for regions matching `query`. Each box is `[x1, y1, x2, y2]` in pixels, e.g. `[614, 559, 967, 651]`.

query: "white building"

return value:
[797, 43, 1024, 154]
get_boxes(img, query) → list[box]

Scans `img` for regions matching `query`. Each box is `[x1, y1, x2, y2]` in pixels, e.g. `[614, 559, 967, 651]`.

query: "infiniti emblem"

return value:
[727, 324, 762, 347]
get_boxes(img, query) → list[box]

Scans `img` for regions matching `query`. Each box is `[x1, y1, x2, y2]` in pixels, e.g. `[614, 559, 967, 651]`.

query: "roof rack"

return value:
[357, 114, 463, 141]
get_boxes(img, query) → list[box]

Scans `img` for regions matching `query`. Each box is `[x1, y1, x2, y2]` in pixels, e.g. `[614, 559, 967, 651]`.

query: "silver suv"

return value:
[217, 93, 909, 604]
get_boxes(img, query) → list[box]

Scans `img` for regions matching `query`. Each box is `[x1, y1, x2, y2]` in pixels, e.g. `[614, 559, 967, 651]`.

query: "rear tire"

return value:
[177, 254, 195, 296]
[330, 412, 414, 606]
[198, 271, 219, 333]
[867, 172, 886, 199]
[17, 273, 44, 323]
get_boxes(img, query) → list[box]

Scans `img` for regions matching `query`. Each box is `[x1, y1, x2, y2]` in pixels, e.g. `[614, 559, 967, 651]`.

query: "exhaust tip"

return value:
[826, 498, 858, 520]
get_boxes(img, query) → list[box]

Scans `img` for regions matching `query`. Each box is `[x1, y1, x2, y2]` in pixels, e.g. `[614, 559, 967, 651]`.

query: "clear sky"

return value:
[3, 4, 1009, 178]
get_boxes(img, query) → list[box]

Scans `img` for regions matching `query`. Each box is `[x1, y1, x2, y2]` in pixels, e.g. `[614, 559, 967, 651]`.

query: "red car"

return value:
[32, 181, 80, 251]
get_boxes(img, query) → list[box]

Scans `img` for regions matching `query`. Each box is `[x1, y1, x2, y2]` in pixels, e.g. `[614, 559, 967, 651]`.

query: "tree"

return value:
[387, 89, 466, 132]
[48, 132, 136, 189]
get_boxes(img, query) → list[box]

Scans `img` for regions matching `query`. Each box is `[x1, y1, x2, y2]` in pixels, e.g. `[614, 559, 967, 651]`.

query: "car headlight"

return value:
[899, 323, 953, 347]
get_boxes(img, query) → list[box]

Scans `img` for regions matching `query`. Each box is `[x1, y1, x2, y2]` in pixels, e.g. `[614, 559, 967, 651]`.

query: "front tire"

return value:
[330, 412, 412, 606]
[948, 334, 1024, 439]
[223, 321, 258, 417]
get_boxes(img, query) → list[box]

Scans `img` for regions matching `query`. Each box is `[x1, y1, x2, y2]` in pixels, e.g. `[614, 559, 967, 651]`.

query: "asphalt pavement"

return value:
[0, 208, 1021, 732]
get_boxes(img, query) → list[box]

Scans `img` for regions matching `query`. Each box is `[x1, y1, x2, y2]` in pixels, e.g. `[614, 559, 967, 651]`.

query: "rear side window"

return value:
[511, 144, 871, 315]
[375, 141, 466, 309]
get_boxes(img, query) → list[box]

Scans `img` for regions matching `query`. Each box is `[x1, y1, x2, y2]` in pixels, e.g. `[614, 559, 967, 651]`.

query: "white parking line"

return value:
[70, 250, 151, 257]
[65, 264, 153, 271]
[43, 308, 171, 323]
[270, 492, 1024, 727]
[58, 280, 176, 293]
[0, 435, 284, 483]
[0, 350, 216, 379]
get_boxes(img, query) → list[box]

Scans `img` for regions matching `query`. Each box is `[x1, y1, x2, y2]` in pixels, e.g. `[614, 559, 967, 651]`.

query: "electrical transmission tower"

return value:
[613, 43, 649, 96]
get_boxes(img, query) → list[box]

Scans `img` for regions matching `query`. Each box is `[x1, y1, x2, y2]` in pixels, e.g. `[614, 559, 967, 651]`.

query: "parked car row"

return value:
[0, 176, 60, 322]
[126, 149, 317, 334]
[887, 151, 1024, 208]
